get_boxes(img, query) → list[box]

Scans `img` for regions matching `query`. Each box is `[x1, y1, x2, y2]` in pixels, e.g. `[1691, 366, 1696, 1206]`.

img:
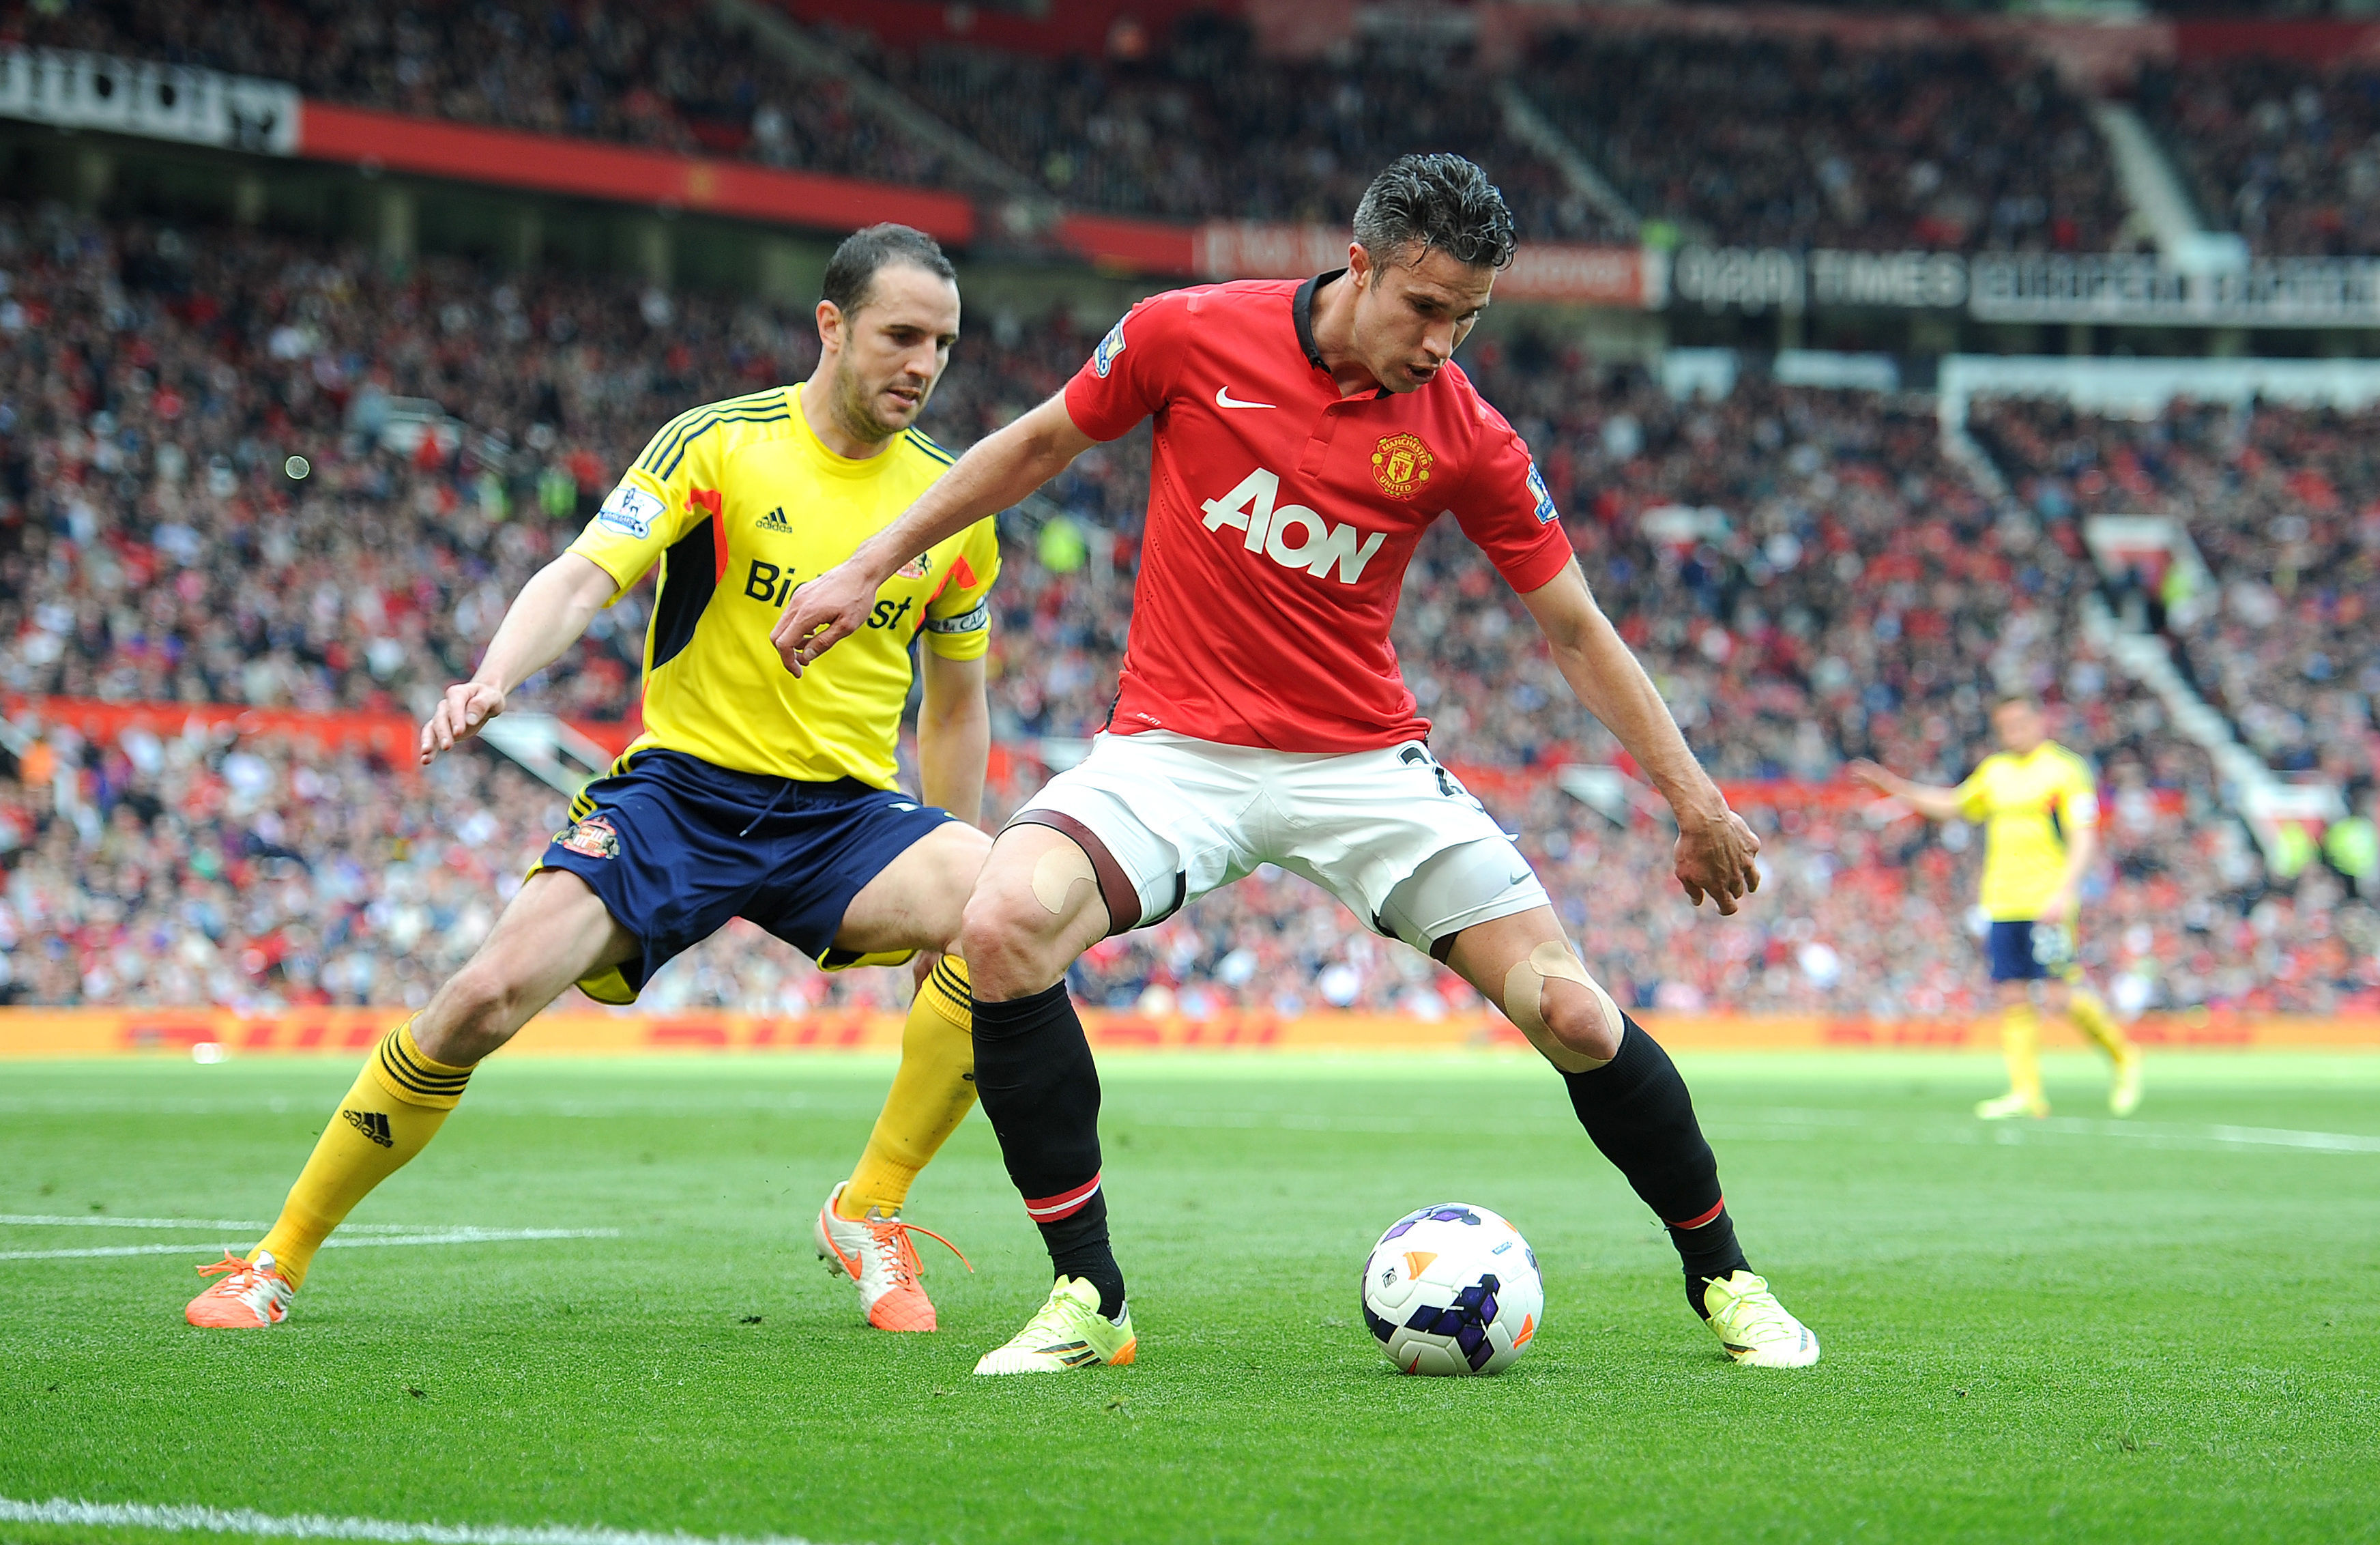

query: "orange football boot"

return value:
[813, 1181, 970, 1332]
[186, 1251, 293, 1328]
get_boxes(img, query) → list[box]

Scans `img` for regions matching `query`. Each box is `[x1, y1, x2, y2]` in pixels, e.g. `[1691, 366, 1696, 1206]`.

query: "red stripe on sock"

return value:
[1670, 1198, 1726, 1230]
[1023, 1172, 1102, 1220]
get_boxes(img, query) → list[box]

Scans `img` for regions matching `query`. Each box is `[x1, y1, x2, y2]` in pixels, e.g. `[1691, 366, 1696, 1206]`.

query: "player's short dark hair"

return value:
[1994, 692, 2041, 712]
[1352, 154, 1518, 276]
[822, 224, 956, 317]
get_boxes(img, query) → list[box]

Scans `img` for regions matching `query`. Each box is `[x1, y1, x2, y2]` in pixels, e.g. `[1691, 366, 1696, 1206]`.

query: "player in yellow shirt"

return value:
[188, 225, 999, 1333]
[1853, 695, 2143, 1118]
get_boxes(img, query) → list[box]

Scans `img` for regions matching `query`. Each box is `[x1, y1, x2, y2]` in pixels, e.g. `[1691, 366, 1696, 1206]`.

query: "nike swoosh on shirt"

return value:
[1215, 386, 1276, 409]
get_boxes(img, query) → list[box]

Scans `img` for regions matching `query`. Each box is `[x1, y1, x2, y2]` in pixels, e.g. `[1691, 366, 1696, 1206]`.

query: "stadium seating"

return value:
[2138, 56, 2380, 257]
[1518, 32, 2128, 252]
[1969, 395, 2380, 783]
[845, 21, 1612, 240]
[12, 3, 2157, 250]
[3, 204, 2372, 1018]
[7, 0, 971, 192]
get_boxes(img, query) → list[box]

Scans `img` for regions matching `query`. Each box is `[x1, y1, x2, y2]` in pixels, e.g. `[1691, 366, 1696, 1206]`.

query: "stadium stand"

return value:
[8, 1, 2149, 251]
[1518, 32, 2129, 253]
[2138, 55, 2380, 256]
[2, 0, 970, 192]
[842, 19, 1611, 239]
[1969, 395, 2380, 785]
[8, 203, 2372, 1020]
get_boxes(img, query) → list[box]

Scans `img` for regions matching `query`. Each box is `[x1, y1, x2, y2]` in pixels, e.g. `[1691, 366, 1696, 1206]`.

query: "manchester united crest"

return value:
[1372, 433, 1435, 501]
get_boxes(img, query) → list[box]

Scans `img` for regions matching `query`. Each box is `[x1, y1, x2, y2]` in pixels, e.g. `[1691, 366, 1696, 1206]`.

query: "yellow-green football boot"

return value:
[973, 1275, 1137, 1375]
[1704, 1270, 1820, 1368]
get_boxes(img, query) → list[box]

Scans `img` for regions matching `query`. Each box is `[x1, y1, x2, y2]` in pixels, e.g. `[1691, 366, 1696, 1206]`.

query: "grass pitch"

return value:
[3, 1051, 2377, 1544]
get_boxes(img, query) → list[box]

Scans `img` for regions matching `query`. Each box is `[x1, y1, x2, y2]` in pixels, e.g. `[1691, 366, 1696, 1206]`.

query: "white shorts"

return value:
[1012, 730, 1550, 955]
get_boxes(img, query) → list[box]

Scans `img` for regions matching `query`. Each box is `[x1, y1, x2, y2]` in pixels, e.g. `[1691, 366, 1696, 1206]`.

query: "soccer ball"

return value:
[1360, 1202, 1543, 1376]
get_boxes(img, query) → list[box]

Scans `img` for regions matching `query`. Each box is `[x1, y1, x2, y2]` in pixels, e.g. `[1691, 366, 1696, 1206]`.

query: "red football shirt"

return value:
[1064, 273, 1573, 752]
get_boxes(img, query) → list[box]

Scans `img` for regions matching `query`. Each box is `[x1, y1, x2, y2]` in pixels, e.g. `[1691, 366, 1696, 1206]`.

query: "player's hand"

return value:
[771, 561, 878, 677]
[1674, 807, 1761, 916]
[420, 680, 507, 765]
[2037, 884, 2076, 923]
[1846, 759, 1898, 796]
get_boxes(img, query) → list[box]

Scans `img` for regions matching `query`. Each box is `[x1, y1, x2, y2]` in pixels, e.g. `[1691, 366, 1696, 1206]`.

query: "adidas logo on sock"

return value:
[343, 1108, 394, 1148]
[755, 506, 792, 532]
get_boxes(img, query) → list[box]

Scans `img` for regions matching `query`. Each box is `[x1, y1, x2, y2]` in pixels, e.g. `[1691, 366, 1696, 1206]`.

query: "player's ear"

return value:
[815, 299, 843, 354]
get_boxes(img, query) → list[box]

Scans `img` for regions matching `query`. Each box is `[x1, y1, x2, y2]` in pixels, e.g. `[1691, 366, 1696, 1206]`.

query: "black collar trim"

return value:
[1292, 270, 1341, 371]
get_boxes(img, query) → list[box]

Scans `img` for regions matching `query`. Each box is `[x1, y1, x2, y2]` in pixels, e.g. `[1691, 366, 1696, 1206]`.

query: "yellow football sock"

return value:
[839, 956, 976, 1220]
[1999, 1002, 2044, 1106]
[2067, 990, 2135, 1063]
[251, 1020, 472, 1288]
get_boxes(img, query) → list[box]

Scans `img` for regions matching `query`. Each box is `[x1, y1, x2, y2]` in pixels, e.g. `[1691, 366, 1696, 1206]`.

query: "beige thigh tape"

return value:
[1503, 941, 1621, 1073]
[1030, 841, 1099, 916]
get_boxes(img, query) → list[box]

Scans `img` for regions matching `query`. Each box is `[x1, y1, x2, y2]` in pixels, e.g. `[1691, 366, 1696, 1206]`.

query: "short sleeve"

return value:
[567, 409, 726, 605]
[1954, 766, 1992, 822]
[2059, 759, 2101, 829]
[1062, 291, 1186, 442]
[922, 518, 1001, 661]
[1451, 396, 1573, 594]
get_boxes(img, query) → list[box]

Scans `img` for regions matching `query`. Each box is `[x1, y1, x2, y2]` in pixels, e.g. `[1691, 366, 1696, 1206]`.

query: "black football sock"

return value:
[972, 980, 1126, 1319]
[1561, 1015, 1750, 1317]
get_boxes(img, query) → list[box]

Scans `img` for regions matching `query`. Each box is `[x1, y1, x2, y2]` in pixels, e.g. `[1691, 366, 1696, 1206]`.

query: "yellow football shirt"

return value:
[1955, 741, 2099, 921]
[567, 384, 999, 790]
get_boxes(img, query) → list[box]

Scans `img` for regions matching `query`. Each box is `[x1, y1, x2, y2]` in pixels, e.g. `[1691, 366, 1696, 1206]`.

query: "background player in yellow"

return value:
[1853, 695, 2143, 1119]
[187, 225, 999, 1335]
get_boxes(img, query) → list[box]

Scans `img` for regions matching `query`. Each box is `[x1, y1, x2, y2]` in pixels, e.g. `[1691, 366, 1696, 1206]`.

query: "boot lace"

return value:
[195, 1252, 278, 1289]
[863, 1217, 971, 1288]
[1713, 1273, 1794, 1342]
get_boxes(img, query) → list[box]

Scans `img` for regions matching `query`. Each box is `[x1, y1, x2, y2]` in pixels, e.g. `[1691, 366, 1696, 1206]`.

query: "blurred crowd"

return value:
[1971, 395, 2380, 782]
[852, 22, 1608, 240]
[1, 203, 2375, 1017]
[1522, 34, 2126, 253]
[2141, 56, 2380, 257]
[4, 0, 966, 194]
[22, 0, 2380, 257]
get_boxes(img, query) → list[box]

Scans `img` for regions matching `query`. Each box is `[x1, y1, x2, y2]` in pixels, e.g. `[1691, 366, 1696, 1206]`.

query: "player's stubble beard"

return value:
[828, 351, 929, 451]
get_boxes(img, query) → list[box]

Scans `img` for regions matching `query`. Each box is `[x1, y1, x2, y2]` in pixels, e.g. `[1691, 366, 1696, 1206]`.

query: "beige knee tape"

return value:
[1503, 942, 1622, 1073]
[1030, 842, 1099, 916]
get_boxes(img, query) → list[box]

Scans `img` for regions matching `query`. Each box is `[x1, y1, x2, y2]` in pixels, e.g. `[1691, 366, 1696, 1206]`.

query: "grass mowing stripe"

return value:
[0, 1229, 622, 1262]
[0, 1498, 824, 1545]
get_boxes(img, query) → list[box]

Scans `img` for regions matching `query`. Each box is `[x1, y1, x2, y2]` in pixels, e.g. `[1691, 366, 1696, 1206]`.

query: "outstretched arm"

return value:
[1518, 559, 1761, 915]
[772, 393, 1097, 676]
[1846, 760, 1967, 822]
[419, 552, 619, 764]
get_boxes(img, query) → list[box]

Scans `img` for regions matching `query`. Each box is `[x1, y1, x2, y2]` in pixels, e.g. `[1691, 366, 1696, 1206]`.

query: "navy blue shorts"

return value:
[1986, 919, 2075, 983]
[534, 748, 955, 1005]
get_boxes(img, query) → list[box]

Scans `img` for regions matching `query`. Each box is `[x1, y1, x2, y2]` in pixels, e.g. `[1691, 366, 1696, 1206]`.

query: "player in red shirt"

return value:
[775, 156, 1820, 1374]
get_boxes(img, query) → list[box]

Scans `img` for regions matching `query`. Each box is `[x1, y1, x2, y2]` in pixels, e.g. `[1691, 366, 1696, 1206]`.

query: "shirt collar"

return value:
[1292, 270, 1341, 371]
[1294, 269, 1391, 399]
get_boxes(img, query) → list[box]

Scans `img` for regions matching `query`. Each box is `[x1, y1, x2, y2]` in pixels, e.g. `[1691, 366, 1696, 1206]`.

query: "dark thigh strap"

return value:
[1006, 811, 1144, 938]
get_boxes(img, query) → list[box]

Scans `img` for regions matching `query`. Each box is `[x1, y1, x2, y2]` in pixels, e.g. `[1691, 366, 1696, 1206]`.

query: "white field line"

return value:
[0, 1215, 463, 1233]
[1743, 1108, 2380, 1155]
[0, 1497, 822, 1545]
[2046, 1116, 2380, 1153]
[0, 1228, 620, 1262]
[1127, 1106, 2380, 1155]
